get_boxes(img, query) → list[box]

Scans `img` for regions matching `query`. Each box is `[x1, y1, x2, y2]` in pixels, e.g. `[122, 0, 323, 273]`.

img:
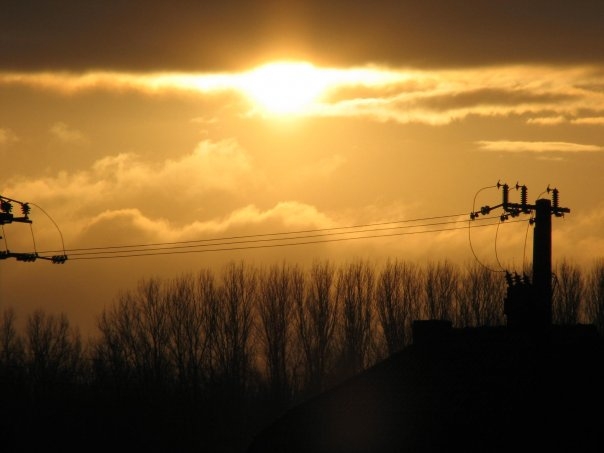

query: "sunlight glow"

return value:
[239, 61, 329, 116]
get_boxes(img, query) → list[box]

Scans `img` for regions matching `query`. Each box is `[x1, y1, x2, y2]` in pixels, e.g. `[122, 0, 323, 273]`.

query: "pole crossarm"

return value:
[470, 182, 570, 222]
[1, 195, 67, 264]
[0, 250, 68, 264]
[0, 195, 32, 225]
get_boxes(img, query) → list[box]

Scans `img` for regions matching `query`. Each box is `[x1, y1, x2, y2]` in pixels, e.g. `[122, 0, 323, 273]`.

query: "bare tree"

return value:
[25, 309, 82, 387]
[376, 259, 422, 354]
[257, 262, 299, 403]
[96, 277, 171, 391]
[553, 259, 584, 325]
[214, 261, 257, 397]
[165, 271, 215, 394]
[585, 259, 604, 333]
[457, 262, 506, 327]
[136, 277, 171, 389]
[96, 291, 139, 387]
[0, 308, 24, 378]
[337, 259, 375, 376]
[423, 260, 458, 321]
[295, 260, 338, 393]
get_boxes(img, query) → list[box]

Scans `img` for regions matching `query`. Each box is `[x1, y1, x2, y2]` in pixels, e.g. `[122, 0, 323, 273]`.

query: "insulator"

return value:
[480, 206, 491, 215]
[16, 253, 36, 262]
[21, 203, 30, 216]
[552, 188, 559, 210]
[1, 200, 12, 213]
[502, 184, 509, 209]
[520, 185, 527, 207]
[505, 272, 513, 287]
[52, 255, 68, 264]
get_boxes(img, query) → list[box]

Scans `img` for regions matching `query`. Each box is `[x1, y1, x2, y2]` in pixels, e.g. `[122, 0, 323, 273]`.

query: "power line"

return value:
[1, 197, 530, 264]
[63, 216, 488, 258]
[66, 218, 527, 261]
[39, 212, 470, 255]
[468, 184, 504, 273]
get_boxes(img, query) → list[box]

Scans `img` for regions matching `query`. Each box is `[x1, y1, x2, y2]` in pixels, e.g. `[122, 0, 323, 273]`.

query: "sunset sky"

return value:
[2, 1, 604, 334]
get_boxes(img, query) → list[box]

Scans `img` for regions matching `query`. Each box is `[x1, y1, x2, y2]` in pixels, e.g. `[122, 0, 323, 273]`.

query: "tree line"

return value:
[1, 257, 603, 452]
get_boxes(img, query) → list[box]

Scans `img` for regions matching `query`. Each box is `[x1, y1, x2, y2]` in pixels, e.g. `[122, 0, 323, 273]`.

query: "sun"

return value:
[240, 61, 328, 116]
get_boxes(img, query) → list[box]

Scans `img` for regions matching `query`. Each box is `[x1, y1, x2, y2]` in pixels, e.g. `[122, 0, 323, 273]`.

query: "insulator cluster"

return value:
[51, 255, 68, 264]
[16, 253, 37, 262]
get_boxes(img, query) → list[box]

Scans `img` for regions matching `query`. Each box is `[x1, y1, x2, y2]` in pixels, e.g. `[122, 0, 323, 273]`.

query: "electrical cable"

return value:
[65, 219, 526, 261]
[30, 202, 66, 256]
[60, 216, 492, 258]
[1, 224, 8, 251]
[468, 184, 504, 273]
[29, 223, 38, 255]
[494, 219, 506, 272]
[522, 212, 534, 273]
[39, 212, 470, 255]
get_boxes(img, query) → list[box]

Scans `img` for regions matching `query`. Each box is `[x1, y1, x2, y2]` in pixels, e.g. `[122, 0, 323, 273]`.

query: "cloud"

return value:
[555, 205, 604, 267]
[50, 122, 88, 145]
[526, 116, 567, 126]
[76, 202, 337, 251]
[2, 1, 604, 71]
[475, 140, 603, 153]
[571, 117, 604, 125]
[296, 154, 347, 180]
[0, 138, 261, 245]
[2, 65, 604, 126]
[0, 127, 18, 145]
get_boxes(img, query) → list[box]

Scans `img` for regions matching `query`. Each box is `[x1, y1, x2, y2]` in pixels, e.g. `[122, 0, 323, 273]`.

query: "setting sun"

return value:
[240, 61, 328, 115]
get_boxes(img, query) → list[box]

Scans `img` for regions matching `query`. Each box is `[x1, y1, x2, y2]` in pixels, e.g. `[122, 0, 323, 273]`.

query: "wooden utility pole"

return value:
[471, 183, 570, 329]
[532, 198, 553, 326]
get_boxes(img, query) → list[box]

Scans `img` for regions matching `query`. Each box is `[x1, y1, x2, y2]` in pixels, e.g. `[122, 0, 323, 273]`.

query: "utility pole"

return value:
[470, 183, 570, 330]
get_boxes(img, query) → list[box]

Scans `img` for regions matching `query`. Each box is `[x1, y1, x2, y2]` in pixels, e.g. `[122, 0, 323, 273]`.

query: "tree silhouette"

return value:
[456, 262, 505, 327]
[165, 271, 214, 395]
[376, 259, 422, 354]
[553, 259, 584, 325]
[25, 309, 83, 389]
[257, 262, 299, 405]
[0, 308, 24, 371]
[214, 261, 257, 399]
[295, 260, 338, 393]
[424, 260, 457, 321]
[585, 259, 604, 333]
[337, 259, 375, 377]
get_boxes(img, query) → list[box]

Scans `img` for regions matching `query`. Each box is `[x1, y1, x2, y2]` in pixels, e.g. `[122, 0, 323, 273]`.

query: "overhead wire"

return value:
[468, 184, 505, 273]
[66, 218, 527, 261]
[39, 212, 470, 255]
[523, 211, 535, 273]
[3, 197, 532, 264]
[1, 224, 8, 251]
[30, 202, 66, 257]
[60, 216, 488, 258]
[494, 219, 506, 272]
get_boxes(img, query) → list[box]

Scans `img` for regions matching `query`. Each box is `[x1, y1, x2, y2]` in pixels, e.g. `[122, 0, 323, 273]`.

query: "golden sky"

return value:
[1, 1, 604, 333]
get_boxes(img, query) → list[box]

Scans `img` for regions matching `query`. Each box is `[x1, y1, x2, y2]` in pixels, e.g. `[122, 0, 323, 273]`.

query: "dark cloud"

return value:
[418, 88, 577, 111]
[2, 0, 604, 71]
